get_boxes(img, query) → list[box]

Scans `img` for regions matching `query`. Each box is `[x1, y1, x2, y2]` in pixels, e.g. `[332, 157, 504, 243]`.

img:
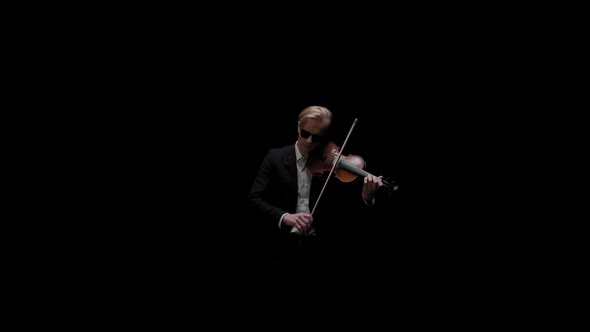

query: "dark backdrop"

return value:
[89, 66, 512, 298]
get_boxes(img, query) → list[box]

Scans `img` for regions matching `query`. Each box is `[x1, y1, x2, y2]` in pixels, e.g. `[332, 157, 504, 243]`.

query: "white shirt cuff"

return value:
[279, 213, 288, 228]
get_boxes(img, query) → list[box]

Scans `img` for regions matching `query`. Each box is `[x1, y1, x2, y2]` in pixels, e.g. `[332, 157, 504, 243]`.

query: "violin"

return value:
[307, 118, 398, 216]
[307, 141, 399, 193]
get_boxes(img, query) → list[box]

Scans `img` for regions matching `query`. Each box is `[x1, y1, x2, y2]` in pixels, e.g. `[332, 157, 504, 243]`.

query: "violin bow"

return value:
[311, 118, 358, 216]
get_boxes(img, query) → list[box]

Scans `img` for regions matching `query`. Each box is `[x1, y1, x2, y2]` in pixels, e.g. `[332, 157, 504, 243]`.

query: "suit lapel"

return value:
[284, 144, 298, 198]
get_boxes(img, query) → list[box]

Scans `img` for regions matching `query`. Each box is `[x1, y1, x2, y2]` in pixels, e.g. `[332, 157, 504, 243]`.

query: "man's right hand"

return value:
[282, 213, 313, 235]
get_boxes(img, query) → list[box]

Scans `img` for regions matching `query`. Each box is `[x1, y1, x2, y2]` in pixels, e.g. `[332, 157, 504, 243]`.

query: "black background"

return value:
[21, 7, 568, 318]
[94, 75, 490, 291]
[73, 36, 535, 298]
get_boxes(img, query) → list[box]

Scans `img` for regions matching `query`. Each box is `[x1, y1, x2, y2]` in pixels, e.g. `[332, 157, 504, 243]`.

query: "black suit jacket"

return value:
[248, 144, 370, 242]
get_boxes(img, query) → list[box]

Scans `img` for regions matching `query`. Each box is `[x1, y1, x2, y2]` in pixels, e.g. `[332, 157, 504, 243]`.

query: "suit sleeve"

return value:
[248, 150, 288, 227]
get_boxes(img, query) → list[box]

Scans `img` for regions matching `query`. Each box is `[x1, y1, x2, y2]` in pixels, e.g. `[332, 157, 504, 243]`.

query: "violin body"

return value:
[307, 142, 364, 182]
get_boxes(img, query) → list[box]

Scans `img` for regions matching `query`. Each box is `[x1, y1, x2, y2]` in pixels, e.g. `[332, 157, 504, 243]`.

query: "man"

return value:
[247, 106, 383, 277]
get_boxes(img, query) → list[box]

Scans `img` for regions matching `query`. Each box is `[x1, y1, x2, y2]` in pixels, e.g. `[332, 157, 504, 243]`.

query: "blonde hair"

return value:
[298, 106, 332, 127]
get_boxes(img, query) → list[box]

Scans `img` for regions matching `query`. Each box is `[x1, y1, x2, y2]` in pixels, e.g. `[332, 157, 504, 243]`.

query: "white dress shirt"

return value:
[279, 142, 314, 235]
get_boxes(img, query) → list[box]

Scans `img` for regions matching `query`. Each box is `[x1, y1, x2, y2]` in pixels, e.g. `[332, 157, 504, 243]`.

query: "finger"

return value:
[371, 181, 379, 191]
[296, 219, 308, 235]
[295, 222, 306, 235]
[299, 217, 310, 227]
[296, 217, 307, 227]
[370, 183, 377, 192]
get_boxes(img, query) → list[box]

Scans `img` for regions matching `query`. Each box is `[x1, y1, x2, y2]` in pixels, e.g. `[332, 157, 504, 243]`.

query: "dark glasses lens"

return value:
[300, 129, 325, 142]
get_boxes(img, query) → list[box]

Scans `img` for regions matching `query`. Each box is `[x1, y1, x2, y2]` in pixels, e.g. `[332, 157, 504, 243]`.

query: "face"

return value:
[297, 118, 330, 156]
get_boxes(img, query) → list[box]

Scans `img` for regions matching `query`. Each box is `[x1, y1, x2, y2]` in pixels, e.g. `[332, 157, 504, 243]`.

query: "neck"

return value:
[297, 142, 308, 158]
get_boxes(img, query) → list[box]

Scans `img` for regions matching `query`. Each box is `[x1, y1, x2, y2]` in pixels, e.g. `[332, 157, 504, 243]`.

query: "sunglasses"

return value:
[300, 128, 326, 142]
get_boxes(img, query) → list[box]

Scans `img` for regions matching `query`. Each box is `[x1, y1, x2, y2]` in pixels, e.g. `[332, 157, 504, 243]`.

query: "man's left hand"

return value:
[362, 174, 383, 205]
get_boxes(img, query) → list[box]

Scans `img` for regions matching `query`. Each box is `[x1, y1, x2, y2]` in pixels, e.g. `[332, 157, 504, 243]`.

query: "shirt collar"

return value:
[294, 142, 306, 166]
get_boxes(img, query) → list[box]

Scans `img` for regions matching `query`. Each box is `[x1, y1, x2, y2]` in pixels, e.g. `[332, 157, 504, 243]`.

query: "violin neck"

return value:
[338, 159, 370, 177]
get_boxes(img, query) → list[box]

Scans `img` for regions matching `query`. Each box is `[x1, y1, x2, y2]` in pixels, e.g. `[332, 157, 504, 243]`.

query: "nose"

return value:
[305, 135, 313, 144]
